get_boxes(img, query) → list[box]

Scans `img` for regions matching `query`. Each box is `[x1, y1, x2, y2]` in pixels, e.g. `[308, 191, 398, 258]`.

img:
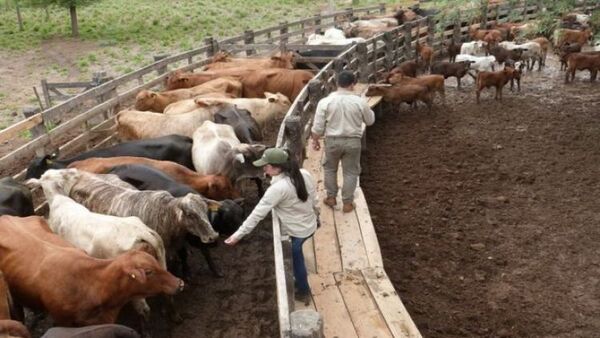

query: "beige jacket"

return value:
[311, 88, 375, 138]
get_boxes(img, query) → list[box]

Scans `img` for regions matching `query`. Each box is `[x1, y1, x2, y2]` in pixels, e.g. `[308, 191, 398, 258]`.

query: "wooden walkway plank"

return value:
[309, 273, 359, 338]
[334, 271, 394, 338]
[332, 198, 369, 271]
[362, 267, 422, 338]
[314, 198, 343, 274]
[303, 235, 317, 274]
[354, 188, 385, 268]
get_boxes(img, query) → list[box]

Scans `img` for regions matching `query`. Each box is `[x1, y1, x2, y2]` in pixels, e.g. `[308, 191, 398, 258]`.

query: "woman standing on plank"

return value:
[225, 147, 318, 304]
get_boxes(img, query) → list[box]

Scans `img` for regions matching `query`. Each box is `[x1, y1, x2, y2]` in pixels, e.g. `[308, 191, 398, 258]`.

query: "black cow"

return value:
[106, 164, 245, 278]
[26, 135, 194, 179]
[0, 177, 34, 217]
[214, 105, 263, 144]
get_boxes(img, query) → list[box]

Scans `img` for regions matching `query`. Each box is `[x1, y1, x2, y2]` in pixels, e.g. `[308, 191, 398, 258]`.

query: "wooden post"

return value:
[356, 42, 369, 82]
[281, 236, 294, 315]
[204, 37, 216, 57]
[314, 13, 322, 35]
[22, 107, 45, 138]
[383, 32, 394, 71]
[453, 17, 461, 43]
[153, 54, 169, 75]
[280, 21, 289, 49]
[480, 1, 489, 29]
[522, 0, 529, 21]
[284, 115, 303, 167]
[244, 29, 256, 56]
[379, 2, 386, 14]
[40, 79, 52, 108]
[15, 0, 23, 31]
[427, 16, 435, 46]
[346, 7, 354, 21]
[333, 58, 345, 74]
[404, 22, 413, 60]
[495, 4, 500, 24]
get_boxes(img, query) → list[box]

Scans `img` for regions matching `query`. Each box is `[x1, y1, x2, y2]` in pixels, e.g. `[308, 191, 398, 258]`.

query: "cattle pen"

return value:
[1, 0, 600, 337]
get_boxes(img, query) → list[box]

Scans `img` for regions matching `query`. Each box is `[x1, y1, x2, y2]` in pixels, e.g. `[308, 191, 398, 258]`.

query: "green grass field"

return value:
[0, 0, 409, 51]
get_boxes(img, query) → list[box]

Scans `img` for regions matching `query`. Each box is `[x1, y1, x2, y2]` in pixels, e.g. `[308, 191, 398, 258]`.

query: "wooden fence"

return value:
[1, 0, 599, 337]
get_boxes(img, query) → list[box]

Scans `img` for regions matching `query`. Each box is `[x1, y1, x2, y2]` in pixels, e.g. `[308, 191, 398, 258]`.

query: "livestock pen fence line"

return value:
[1, 1, 599, 337]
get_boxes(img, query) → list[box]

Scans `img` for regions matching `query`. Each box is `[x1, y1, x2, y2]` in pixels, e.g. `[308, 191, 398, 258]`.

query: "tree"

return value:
[29, 0, 96, 37]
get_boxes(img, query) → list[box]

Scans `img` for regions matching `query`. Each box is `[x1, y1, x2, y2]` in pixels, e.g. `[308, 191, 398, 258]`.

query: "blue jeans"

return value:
[291, 235, 311, 295]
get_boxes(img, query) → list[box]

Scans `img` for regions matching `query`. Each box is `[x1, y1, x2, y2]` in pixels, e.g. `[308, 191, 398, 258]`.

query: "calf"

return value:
[445, 40, 462, 62]
[475, 67, 520, 103]
[557, 28, 593, 48]
[68, 157, 239, 200]
[531, 37, 550, 66]
[565, 52, 600, 83]
[388, 73, 445, 102]
[26, 134, 194, 179]
[0, 178, 34, 217]
[431, 61, 472, 88]
[499, 41, 543, 70]
[388, 60, 419, 78]
[366, 84, 432, 111]
[488, 45, 525, 65]
[415, 40, 434, 70]
[0, 215, 183, 326]
[559, 42, 583, 70]
[460, 40, 488, 56]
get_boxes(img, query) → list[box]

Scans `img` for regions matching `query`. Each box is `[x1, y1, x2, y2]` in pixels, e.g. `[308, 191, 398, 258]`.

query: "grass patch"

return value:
[19, 129, 32, 140]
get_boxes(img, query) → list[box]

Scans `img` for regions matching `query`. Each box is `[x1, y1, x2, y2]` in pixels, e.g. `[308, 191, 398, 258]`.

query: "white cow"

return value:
[455, 54, 499, 72]
[29, 172, 167, 319]
[460, 40, 488, 55]
[166, 92, 291, 131]
[192, 121, 265, 182]
[499, 41, 543, 70]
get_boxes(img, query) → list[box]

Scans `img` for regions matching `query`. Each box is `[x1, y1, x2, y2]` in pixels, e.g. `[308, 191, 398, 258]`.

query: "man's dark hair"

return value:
[337, 71, 356, 88]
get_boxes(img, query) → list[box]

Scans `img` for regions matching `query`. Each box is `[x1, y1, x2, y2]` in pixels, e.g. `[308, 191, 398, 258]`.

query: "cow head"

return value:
[206, 175, 240, 200]
[231, 143, 267, 182]
[27, 168, 81, 199]
[165, 72, 191, 90]
[214, 106, 263, 144]
[203, 198, 245, 236]
[0, 177, 34, 217]
[177, 193, 219, 244]
[265, 92, 292, 111]
[25, 152, 63, 179]
[271, 52, 295, 69]
[119, 250, 184, 297]
[134, 90, 158, 111]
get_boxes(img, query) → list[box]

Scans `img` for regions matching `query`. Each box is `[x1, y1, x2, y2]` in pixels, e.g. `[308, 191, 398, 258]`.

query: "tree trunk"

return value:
[15, 0, 23, 31]
[69, 5, 78, 37]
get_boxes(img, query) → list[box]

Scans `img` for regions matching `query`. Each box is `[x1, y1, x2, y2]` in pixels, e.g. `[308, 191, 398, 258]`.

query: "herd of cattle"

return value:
[364, 10, 598, 107]
[0, 4, 598, 338]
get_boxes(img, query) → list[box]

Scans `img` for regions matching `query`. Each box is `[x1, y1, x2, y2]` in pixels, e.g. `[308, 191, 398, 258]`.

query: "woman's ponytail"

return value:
[277, 151, 308, 202]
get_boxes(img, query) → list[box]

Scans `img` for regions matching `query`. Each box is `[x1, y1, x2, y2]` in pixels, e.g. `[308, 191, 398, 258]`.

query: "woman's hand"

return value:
[224, 235, 239, 246]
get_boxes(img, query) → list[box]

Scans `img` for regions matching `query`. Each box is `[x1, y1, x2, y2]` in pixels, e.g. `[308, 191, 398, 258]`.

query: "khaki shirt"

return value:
[311, 88, 375, 138]
[232, 169, 318, 240]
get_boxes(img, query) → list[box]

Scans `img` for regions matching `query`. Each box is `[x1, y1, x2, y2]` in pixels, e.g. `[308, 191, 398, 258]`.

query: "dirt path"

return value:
[362, 55, 600, 338]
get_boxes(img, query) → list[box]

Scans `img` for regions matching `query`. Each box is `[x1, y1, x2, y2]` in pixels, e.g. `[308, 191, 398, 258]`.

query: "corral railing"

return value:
[1, 1, 599, 337]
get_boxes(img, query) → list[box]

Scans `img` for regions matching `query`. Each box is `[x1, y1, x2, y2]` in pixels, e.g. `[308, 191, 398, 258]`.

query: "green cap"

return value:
[253, 148, 289, 167]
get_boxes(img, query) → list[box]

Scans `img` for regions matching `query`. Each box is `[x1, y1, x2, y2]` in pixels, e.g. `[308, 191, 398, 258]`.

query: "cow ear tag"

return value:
[131, 274, 136, 279]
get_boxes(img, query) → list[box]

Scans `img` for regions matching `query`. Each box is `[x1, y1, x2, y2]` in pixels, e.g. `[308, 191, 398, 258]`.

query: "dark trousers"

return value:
[291, 235, 310, 295]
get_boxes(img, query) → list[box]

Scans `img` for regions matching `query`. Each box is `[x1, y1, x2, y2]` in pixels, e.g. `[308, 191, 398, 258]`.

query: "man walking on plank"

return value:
[311, 70, 375, 213]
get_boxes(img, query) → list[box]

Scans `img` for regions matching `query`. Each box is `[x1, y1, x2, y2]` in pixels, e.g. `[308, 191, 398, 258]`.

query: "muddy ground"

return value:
[362, 54, 600, 338]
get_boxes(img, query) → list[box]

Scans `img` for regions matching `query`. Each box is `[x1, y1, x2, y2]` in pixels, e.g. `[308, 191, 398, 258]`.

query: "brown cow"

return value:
[0, 320, 30, 338]
[475, 67, 520, 103]
[0, 215, 183, 327]
[135, 77, 242, 112]
[565, 52, 600, 83]
[388, 73, 445, 102]
[239, 68, 313, 101]
[558, 28, 593, 48]
[165, 68, 255, 90]
[415, 40, 433, 71]
[531, 37, 550, 66]
[203, 51, 295, 71]
[68, 156, 240, 200]
[366, 84, 432, 111]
